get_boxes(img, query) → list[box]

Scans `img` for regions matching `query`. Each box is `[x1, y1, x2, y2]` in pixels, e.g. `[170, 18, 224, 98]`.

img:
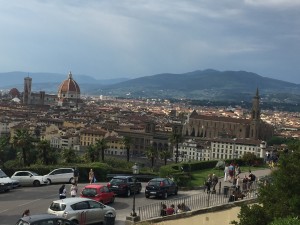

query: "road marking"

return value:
[0, 209, 9, 213]
[18, 199, 41, 207]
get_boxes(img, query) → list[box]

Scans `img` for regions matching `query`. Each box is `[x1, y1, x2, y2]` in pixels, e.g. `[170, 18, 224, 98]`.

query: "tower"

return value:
[250, 88, 260, 139]
[23, 77, 32, 105]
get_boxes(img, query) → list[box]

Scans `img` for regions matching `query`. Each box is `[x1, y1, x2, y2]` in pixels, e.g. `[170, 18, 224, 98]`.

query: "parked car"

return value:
[11, 171, 48, 187]
[47, 197, 116, 225]
[80, 184, 115, 204]
[44, 168, 74, 184]
[145, 178, 178, 199]
[15, 214, 75, 225]
[107, 175, 142, 197]
[0, 169, 13, 192]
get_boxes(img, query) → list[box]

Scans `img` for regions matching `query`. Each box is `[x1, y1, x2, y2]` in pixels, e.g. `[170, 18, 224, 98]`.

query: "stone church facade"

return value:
[182, 89, 274, 141]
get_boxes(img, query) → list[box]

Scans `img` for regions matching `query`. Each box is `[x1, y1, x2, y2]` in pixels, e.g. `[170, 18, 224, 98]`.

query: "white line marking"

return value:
[18, 199, 41, 207]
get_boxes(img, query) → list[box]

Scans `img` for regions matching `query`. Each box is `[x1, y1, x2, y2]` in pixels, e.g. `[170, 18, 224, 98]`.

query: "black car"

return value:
[107, 176, 142, 197]
[145, 178, 178, 199]
[15, 214, 75, 225]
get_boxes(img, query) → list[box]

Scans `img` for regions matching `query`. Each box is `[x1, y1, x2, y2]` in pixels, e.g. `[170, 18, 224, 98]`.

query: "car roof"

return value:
[14, 171, 36, 173]
[84, 184, 106, 189]
[52, 168, 74, 170]
[112, 176, 133, 179]
[20, 214, 65, 222]
[52, 197, 93, 204]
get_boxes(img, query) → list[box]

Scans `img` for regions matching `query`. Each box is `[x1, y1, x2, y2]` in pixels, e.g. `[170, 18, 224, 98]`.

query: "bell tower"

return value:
[250, 88, 260, 139]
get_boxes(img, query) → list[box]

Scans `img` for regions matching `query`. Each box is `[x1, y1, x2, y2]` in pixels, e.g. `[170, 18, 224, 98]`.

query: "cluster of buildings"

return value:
[1, 73, 298, 163]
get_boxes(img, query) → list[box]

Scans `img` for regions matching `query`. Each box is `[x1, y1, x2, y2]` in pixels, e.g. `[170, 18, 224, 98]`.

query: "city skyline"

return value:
[1, 1, 300, 84]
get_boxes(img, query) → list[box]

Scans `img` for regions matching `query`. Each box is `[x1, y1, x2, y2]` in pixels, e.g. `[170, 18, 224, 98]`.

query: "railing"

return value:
[138, 181, 259, 221]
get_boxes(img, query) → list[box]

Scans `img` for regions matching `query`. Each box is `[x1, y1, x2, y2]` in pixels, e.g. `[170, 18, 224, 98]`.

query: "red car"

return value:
[80, 184, 115, 204]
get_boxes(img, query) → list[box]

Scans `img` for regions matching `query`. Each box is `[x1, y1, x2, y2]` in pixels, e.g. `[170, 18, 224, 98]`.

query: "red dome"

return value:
[9, 88, 20, 97]
[58, 72, 80, 95]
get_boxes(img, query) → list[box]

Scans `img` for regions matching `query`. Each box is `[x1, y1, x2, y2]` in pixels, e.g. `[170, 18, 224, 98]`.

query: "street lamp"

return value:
[131, 163, 139, 217]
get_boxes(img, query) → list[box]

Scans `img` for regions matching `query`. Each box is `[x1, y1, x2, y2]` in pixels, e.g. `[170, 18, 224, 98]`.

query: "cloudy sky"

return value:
[0, 0, 299, 83]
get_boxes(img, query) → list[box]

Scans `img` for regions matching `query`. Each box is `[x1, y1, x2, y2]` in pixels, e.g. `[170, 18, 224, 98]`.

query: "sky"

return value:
[0, 0, 300, 84]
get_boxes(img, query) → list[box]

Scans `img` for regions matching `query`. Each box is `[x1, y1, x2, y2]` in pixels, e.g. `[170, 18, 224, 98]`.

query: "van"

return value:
[44, 168, 74, 184]
[0, 169, 13, 192]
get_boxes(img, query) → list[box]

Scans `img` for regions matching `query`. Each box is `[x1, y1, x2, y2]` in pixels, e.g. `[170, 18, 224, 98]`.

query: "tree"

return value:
[61, 148, 78, 163]
[95, 138, 107, 162]
[232, 141, 300, 225]
[169, 132, 183, 164]
[36, 140, 52, 165]
[12, 129, 34, 166]
[145, 146, 158, 169]
[123, 136, 132, 162]
[159, 147, 172, 165]
[86, 145, 96, 162]
[0, 135, 10, 166]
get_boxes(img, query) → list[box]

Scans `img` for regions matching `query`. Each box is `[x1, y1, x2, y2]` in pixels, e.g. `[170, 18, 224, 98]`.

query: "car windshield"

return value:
[0, 170, 8, 178]
[148, 180, 162, 186]
[82, 188, 97, 197]
[111, 178, 125, 184]
[49, 202, 66, 211]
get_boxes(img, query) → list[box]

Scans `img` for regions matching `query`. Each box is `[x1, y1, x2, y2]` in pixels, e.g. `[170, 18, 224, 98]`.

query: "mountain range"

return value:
[1, 70, 300, 103]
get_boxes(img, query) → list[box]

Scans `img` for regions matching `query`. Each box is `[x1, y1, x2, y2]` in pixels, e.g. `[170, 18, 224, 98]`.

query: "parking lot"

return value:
[0, 182, 200, 225]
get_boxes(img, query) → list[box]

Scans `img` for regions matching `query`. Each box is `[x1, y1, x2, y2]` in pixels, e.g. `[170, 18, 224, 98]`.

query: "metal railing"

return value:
[138, 181, 258, 221]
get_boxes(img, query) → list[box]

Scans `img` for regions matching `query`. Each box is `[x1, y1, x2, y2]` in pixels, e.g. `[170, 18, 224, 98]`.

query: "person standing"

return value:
[224, 163, 229, 182]
[22, 209, 30, 217]
[89, 169, 94, 184]
[59, 184, 67, 199]
[70, 183, 78, 197]
[73, 167, 79, 185]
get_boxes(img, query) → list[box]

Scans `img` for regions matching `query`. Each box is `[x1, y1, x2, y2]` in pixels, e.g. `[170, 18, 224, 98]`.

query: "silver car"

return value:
[44, 168, 74, 184]
[47, 197, 116, 225]
[11, 171, 48, 187]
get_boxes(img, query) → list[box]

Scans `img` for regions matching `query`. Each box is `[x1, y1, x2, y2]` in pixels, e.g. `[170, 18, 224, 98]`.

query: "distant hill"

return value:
[97, 69, 300, 103]
[0, 71, 128, 93]
[1, 70, 300, 103]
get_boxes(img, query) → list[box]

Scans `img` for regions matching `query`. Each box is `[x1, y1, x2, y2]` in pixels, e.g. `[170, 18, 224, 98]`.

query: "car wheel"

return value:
[110, 196, 115, 203]
[163, 191, 168, 199]
[33, 180, 40, 187]
[69, 177, 74, 183]
[71, 220, 79, 225]
[47, 179, 52, 185]
[145, 194, 149, 198]
[174, 189, 178, 195]
[126, 189, 131, 197]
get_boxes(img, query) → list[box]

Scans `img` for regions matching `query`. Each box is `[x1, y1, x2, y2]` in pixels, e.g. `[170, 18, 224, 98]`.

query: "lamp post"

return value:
[131, 163, 139, 217]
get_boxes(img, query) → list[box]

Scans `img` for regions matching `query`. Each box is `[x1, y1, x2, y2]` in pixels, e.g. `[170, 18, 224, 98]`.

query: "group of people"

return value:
[224, 163, 241, 183]
[160, 203, 191, 216]
[58, 168, 96, 199]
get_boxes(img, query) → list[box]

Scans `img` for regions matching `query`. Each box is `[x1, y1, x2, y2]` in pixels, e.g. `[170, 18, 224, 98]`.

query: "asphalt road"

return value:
[0, 182, 201, 225]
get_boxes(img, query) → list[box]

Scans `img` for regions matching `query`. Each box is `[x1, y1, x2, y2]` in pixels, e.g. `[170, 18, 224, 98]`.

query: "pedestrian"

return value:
[59, 184, 67, 199]
[73, 167, 79, 185]
[160, 204, 167, 217]
[235, 164, 241, 176]
[224, 163, 229, 182]
[176, 204, 183, 213]
[212, 174, 218, 194]
[166, 204, 175, 215]
[181, 202, 191, 212]
[22, 209, 30, 217]
[89, 169, 94, 184]
[228, 163, 234, 182]
[70, 183, 78, 197]
[205, 174, 212, 193]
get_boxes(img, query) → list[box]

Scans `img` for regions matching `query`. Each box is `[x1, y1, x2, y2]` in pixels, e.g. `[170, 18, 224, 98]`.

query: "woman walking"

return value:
[59, 184, 67, 199]
[89, 169, 94, 184]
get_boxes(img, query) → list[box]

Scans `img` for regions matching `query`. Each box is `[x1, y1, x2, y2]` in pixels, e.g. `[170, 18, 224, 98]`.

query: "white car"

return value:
[48, 197, 116, 225]
[44, 168, 74, 184]
[11, 171, 48, 187]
